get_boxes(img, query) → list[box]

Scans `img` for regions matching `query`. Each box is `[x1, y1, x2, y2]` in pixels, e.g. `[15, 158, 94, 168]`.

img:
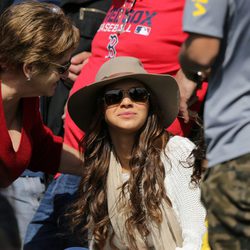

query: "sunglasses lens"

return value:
[129, 87, 149, 102]
[57, 68, 65, 75]
[104, 89, 123, 106]
[104, 87, 149, 106]
[57, 61, 71, 74]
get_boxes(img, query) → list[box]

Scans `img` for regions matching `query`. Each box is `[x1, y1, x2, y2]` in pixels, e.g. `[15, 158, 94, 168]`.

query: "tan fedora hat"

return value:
[68, 56, 180, 132]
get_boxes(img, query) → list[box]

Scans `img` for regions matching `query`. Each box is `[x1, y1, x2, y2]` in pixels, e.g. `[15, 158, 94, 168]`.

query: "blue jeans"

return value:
[24, 174, 84, 250]
[0, 176, 45, 244]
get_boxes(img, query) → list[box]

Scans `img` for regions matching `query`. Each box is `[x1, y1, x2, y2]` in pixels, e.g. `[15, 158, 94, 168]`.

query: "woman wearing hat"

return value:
[66, 56, 206, 250]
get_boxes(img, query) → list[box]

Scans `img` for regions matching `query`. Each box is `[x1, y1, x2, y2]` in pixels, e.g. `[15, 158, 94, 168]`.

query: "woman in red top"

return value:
[0, 1, 81, 187]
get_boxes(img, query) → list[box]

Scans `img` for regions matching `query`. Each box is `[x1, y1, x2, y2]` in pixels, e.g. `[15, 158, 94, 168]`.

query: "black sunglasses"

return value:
[103, 87, 150, 106]
[50, 60, 71, 75]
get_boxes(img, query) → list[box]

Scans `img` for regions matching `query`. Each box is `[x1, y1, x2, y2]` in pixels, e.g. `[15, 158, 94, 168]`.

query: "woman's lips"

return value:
[118, 112, 136, 118]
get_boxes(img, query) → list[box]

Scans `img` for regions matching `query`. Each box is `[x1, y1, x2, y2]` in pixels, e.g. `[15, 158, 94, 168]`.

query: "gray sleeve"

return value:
[183, 0, 229, 38]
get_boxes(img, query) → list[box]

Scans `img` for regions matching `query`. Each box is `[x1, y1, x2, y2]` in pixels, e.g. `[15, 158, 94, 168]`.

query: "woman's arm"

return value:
[29, 98, 82, 176]
[58, 143, 83, 176]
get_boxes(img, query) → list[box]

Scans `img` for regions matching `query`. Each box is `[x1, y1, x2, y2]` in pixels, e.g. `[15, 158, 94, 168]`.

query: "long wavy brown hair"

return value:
[65, 90, 204, 249]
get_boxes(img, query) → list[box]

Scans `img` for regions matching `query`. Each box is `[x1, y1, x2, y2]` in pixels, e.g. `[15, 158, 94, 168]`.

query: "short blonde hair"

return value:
[0, 0, 79, 75]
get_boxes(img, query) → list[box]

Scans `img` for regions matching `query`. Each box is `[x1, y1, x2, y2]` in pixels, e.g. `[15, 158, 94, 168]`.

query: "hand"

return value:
[68, 51, 92, 82]
[175, 69, 198, 123]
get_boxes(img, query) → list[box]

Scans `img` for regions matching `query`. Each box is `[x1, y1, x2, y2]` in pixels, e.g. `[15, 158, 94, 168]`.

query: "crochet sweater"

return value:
[163, 136, 206, 250]
[121, 136, 206, 250]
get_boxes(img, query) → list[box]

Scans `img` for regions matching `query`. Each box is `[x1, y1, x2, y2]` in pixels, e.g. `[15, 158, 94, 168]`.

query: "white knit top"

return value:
[121, 136, 206, 250]
[163, 136, 207, 250]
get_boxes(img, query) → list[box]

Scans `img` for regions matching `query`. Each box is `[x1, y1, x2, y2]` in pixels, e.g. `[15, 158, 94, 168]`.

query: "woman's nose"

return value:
[120, 96, 133, 106]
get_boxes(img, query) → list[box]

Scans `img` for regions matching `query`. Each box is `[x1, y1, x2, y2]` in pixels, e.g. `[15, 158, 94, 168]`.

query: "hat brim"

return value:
[68, 73, 180, 132]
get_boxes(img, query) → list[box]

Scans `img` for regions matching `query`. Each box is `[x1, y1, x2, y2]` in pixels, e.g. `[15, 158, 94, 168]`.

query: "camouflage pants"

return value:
[201, 153, 250, 250]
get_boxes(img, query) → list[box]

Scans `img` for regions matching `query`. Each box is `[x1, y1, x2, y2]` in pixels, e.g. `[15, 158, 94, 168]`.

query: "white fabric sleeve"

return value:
[162, 136, 207, 250]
